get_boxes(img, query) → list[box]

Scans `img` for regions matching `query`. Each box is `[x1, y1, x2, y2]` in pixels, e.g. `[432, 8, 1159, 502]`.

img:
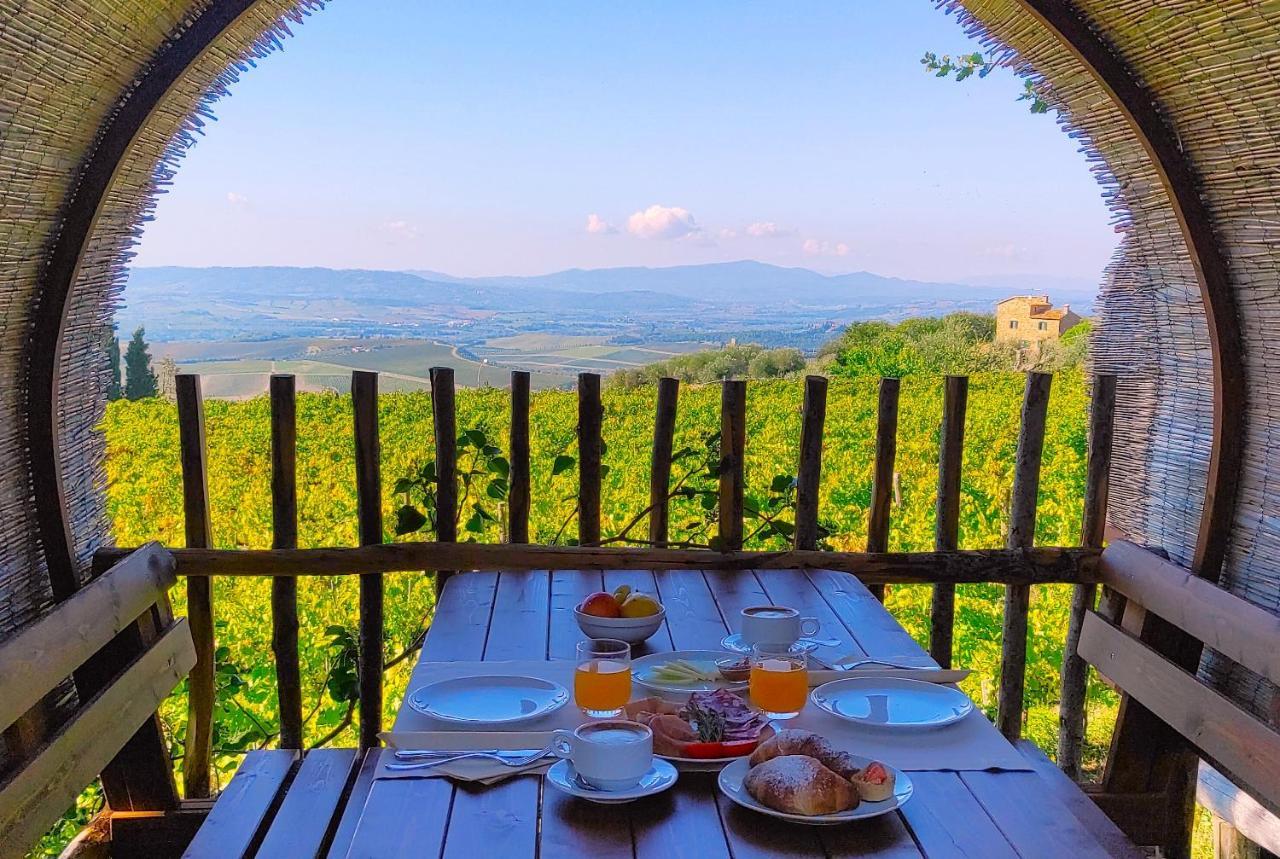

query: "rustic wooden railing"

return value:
[100, 368, 1116, 795]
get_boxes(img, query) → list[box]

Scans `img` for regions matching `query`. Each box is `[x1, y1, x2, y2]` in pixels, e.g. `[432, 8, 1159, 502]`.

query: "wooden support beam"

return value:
[1059, 374, 1116, 778]
[719, 380, 747, 551]
[578, 373, 602, 545]
[648, 378, 679, 546]
[794, 375, 828, 552]
[352, 371, 383, 750]
[509, 371, 531, 544]
[997, 371, 1052, 740]
[97, 543, 1098, 583]
[176, 374, 214, 798]
[269, 375, 302, 750]
[430, 367, 458, 594]
[930, 375, 967, 668]
[866, 377, 901, 601]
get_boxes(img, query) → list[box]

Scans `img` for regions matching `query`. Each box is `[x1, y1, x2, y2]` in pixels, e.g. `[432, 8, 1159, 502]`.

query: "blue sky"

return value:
[133, 0, 1117, 285]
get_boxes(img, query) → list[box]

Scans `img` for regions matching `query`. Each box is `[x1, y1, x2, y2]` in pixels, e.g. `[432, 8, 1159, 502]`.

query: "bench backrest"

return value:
[0, 543, 193, 857]
[1080, 540, 1280, 816]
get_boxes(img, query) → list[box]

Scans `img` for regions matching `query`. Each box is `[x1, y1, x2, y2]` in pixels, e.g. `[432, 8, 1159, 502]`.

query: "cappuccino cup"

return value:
[552, 720, 653, 790]
[739, 605, 819, 646]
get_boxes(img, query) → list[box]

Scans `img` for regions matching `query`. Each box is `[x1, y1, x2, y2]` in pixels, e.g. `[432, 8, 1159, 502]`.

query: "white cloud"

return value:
[585, 213, 618, 235]
[226, 191, 249, 206]
[802, 238, 851, 257]
[981, 243, 1021, 259]
[382, 219, 420, 240]
[718, 228, 738, 240]
[745, 221, 792, 238]
[626, 204, 701, 240]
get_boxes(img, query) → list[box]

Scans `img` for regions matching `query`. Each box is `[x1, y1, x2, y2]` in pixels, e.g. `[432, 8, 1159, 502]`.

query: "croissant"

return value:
[748, 729, 862, 780]
[744, 755, 859, 815]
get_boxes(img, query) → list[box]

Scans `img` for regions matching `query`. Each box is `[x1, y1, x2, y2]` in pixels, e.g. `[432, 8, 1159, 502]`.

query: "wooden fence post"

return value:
[176, 374, 214, 797]
[352, 371, 383, 749]
[1057, 374, 1116, 777]
[794, 375, 828, 551]
[578, 373, 602, 545]
[430, 367, 457, 594]
[509, 371, 531, 544]
[930, 375, 968, 667]
[866, 377, 901, 601]
[719, 380, 747, 551]
[649, 378, 679, 545]
[997, 371, 1052, 740]
[270, 374, 302, 749]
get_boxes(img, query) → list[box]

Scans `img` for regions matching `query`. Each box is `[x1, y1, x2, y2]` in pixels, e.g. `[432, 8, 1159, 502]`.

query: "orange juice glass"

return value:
[749, 642, 809, 719]
[575, 639, 632, 717]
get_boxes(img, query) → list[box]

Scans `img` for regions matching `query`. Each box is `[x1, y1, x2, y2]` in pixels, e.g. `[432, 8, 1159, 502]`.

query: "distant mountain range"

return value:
[120, 262, 1095, 350]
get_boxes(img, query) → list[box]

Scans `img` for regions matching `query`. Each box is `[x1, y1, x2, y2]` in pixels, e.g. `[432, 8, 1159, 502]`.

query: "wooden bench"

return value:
[1079, 539, 1280, 855]
[0, 543, 195, 859]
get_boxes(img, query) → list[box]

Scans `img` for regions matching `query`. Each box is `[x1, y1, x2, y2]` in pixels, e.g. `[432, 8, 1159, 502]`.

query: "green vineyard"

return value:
[101, 368, 1117, 792]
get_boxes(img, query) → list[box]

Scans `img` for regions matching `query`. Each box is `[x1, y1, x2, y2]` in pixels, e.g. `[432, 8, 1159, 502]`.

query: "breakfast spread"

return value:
[625, 689, 773, 759]
[743, 729, 895, 816]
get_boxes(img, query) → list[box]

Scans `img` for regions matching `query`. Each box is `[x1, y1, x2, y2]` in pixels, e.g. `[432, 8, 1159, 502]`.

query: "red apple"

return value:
[580, 592, 622, 618]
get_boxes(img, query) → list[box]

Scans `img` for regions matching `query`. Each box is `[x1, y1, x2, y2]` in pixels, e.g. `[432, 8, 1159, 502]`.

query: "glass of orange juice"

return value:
[749, 642, 809, 719]
[574, 639, 632, 717]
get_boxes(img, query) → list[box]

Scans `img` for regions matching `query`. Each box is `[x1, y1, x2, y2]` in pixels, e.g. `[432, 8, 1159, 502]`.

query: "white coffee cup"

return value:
[739, 605, 820, 646]
[552, 721, 653, 791]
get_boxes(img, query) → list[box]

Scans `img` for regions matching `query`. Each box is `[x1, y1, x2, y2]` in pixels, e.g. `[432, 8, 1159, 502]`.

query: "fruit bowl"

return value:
[574, 604, 667, 644]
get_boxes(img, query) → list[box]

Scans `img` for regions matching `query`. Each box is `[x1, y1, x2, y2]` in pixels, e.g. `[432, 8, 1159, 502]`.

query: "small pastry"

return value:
[743, 754, 859, 815]
[852, 761, 895, 802]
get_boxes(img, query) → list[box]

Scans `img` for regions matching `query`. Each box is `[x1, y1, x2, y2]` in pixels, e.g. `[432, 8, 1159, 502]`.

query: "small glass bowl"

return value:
[716, 656, 752, 682]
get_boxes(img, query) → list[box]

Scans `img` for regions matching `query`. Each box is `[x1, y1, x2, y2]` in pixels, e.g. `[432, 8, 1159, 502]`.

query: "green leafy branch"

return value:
[921, 51, 1049, 114]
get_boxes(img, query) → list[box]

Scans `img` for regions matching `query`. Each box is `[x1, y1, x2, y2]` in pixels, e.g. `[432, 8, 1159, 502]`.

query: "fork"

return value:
[832, 657, 935, 671]
[385, 747, 553, 772]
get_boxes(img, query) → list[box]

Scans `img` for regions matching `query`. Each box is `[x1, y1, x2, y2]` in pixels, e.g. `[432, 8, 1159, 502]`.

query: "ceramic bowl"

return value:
[574, 604, 666, 644]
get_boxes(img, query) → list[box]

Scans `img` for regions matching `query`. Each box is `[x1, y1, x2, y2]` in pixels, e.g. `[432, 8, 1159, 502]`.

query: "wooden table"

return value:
[322, 569, 1136, 858]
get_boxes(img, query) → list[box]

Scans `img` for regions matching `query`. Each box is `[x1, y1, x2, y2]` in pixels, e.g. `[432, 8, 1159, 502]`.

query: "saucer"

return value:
[720, 634, 817, 655]
[545, 759, 678, 804]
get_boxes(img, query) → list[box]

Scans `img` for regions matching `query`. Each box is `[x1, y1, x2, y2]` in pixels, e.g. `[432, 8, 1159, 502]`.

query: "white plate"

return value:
[720, 634, 818, 655]
[406, 675, 569, 726]
[633, 650, 747, 694]
[545, 759, 679, 804]
[717, 756, 913, 824]
[810, 677, 973, 729]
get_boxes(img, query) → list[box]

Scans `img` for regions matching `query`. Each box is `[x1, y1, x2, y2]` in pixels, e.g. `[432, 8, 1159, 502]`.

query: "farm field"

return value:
[101, 368, 1119, 800]
[151, 336, 713, 398]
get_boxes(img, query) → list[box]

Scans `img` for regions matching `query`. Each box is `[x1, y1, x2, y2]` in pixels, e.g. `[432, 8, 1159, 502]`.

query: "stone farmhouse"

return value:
[994, 295, 1083, 345]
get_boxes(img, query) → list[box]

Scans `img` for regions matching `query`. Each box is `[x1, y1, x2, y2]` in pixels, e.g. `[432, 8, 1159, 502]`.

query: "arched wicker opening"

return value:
[2, 2, 1278, 857]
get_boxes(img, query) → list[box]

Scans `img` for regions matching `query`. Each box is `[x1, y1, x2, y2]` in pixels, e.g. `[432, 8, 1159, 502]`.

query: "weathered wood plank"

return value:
[719, 380, 746, 551]
[1096, 540, 1280, 688]
[866, 377, 901, 602]
[578, 372, 603, 545]
[1199, 762, 1280, 856]
[997, 371, 1051, 740]
[98, 544, 1100, 583]
[256, 748, 358, 859]
[541, 783, 634, 859]
[321, 749, 379, 859]
[420, 571, 497, 662]
[431, 367, 458, 594]
[180, 751, 294, 858]
[794, 375, 828, 552]
[269, 375, 303, 750]
[714, 784, 824, 856]
[1079, 611, 1280, 815]
[630, 771, 731, 859]
[649, 377, 679, 545]
[0, 543, 175, 730]
[652, 569, 730, 650]
[442, 778, 540, 859]
[1059, 374, 1115, 777]
[342, 777, 453, 859]
[0, 620, 195, 859]
[821, 813, 923, 858]
[700, 569, 769, 639]
[896, 771, 1018, 858]
[484, 570, 551, 661]
[550, 569, 604, 660]
[509, 371, 531, 543]
[176, 374, 215, 798]
[930, 374, 967, 668]
[1015, 740, 1145, 859]
[961, 770, 1116, 858]
[351, 371, 383, 750]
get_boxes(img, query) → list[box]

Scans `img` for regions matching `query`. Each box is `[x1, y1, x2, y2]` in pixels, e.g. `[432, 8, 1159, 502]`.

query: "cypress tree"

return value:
[106, 333, 122, 401]
[124, 327, 158, 400]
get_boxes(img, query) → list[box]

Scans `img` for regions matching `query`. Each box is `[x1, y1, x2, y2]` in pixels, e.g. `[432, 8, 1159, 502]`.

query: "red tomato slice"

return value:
[681, 739, 760, 759]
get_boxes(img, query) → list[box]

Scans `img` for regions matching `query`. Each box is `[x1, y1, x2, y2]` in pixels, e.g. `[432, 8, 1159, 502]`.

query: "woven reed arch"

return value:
[2, 0, 1279, 854]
